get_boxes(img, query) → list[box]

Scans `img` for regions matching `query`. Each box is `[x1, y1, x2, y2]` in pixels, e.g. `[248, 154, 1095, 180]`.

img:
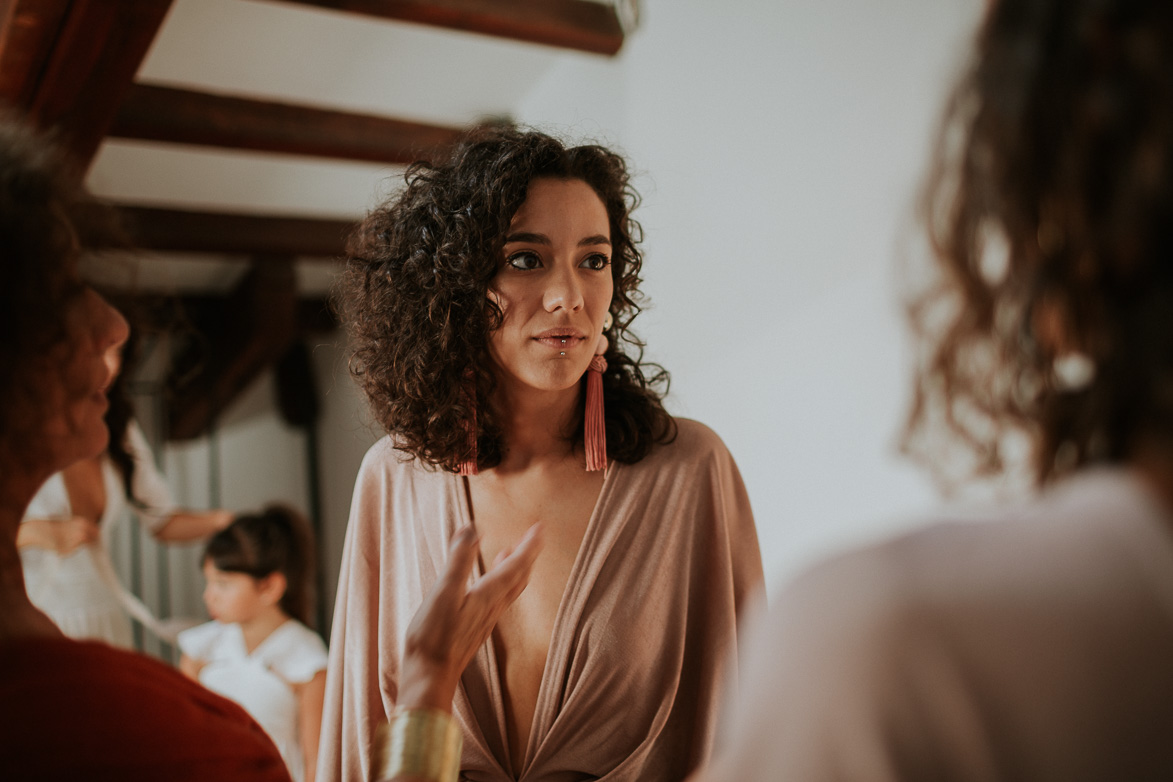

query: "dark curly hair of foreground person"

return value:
[905, 1, 1173, 485]
[338, 126, 676, 472]
[0, 117, 126, 459]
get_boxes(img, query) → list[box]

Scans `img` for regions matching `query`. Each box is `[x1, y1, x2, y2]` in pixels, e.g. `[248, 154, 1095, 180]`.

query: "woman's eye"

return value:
[506, 251, 542, 270]
[580, 253, 611, 271]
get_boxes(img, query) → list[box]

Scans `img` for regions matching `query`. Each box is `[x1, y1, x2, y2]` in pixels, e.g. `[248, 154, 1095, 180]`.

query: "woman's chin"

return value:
[494, 361, 590, 396]
[527, 369, 588, 394]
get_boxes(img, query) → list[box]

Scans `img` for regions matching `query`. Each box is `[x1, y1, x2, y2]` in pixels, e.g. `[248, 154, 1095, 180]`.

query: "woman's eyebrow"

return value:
[503, 232, 611, 246]
[504, 231, 550, 244]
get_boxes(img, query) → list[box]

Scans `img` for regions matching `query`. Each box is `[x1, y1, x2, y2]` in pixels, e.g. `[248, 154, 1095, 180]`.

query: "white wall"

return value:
[516, 0, 984, 589]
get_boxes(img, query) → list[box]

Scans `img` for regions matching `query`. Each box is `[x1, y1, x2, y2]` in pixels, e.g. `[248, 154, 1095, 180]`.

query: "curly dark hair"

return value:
[340, 126, 675, 471]
[904, 0, 1173, 485]
[0, 116, 126, 468]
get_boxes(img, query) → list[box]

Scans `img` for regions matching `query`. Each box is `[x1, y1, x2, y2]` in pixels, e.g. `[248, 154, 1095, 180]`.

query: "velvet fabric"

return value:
[0, 636, 290, 781]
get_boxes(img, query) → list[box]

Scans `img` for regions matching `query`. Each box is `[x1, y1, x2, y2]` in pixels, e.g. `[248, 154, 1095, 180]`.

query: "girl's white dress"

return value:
[20, 420, 176, 647]
[178, 618, 329, 782]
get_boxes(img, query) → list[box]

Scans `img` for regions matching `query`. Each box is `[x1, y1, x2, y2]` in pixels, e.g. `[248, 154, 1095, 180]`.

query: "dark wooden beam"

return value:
[277, 0, 625, 55]
[166, 259, 299, 440]
[111, 83, 467, 165]
[0, 0, 174, 168]
[133, 293, 337, 335]
[118, 204, 356, 258]
[0, 0, 71, 107]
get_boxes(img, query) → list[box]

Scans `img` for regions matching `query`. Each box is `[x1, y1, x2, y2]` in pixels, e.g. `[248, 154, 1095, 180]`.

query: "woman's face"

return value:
[35, 287, 129, 473]
[488, 177, 614, 396]
[202, 561, 281, 624]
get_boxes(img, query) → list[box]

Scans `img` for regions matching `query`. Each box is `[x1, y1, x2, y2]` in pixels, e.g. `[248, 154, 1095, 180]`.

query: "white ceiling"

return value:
[84, 0, 618, 296]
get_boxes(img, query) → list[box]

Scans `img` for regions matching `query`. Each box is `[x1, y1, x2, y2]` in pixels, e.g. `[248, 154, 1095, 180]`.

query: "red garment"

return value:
[0, 636, 291, 782]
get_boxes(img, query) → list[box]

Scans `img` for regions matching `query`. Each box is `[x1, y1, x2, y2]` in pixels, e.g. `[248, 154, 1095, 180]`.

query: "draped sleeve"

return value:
[316, 438, 459, 782]
[317, 421, 763, 782]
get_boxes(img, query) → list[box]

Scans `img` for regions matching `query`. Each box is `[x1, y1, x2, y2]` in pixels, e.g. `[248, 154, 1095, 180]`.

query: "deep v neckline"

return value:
[454, 464, 615, 778]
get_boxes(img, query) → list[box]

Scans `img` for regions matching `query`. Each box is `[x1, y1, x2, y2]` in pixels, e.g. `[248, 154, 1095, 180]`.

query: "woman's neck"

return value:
[491, 382, 582, 472]
[238, 604, 290, 655]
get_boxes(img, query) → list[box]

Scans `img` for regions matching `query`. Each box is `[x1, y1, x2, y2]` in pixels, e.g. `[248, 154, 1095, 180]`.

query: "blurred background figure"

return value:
[180, 505, 328, 782]
[18, 323, 233, 648]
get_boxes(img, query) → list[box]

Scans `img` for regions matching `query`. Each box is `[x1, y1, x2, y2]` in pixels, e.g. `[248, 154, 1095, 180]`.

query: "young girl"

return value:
[179, 505, 328, 782]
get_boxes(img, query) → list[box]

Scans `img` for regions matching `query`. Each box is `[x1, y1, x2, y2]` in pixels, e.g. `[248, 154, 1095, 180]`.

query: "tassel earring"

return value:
[584, 312, 612, 472]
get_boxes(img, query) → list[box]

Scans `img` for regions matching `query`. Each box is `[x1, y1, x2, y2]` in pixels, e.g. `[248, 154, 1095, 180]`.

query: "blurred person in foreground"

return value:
[700, 0, 1173, 778]
[0, 116, 292, 780]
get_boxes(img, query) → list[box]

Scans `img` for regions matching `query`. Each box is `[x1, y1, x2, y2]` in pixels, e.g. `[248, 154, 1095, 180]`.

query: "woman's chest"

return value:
[61, 457, 107, 522]
[463, 468, 604, 760]
[469, 468, 602, 641]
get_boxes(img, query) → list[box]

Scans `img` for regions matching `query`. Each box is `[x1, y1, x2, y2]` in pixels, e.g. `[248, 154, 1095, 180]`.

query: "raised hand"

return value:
[55, 516, 100, 554]
[17, 516, 100, 555]
[397, 523, 542, 713]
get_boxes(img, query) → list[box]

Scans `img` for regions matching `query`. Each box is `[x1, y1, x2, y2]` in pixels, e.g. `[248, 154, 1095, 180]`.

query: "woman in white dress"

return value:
[17, 334, 231, 647]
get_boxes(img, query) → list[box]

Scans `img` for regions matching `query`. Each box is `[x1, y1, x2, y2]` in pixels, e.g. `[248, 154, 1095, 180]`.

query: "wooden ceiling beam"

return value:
[117, 204, 356, 258]
[166, 258, 299, 440]
[0, 0, 71, 107]
[0, 0, 174, 168]
[277, 0, 626, 55]
[110, 83, 467, 165]
[133, 294, 337, 335]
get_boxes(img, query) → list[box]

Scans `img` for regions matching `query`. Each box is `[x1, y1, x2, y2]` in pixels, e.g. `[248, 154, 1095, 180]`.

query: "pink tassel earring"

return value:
[584, 312, 612, 472]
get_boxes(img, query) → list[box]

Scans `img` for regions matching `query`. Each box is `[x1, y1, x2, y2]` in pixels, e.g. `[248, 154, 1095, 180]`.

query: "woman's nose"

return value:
[543, 265, 584, 313]
[90, 289, 129, 354]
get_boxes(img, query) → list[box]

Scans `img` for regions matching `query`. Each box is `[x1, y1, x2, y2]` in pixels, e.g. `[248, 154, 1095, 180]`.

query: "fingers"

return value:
[436, 526, 480, 595]
[474, 523, 542, 605]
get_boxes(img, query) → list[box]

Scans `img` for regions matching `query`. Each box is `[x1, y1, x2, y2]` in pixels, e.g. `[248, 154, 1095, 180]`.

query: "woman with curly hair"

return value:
[0, 116, 290, 779]
[694, 0, 1173, 779]
[319, 127, 763, 781]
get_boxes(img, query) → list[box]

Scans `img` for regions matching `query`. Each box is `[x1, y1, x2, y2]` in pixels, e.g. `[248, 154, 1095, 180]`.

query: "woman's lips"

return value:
[534, 335, 587, 349]
[533, 327, 587, 350]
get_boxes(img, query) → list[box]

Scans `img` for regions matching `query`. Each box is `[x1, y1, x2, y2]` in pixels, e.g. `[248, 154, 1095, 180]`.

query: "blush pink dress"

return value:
[318, 419, 763, 782]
